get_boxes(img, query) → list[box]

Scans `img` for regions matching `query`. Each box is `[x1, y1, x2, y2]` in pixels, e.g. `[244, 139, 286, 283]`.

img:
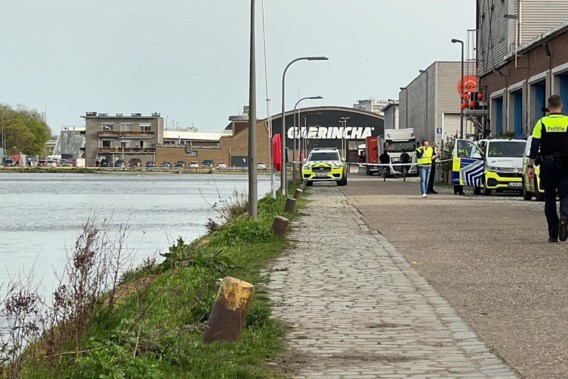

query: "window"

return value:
[140, 123, 152, 132]
[102, 140, 111, 148]
[121, 123, 133, 132]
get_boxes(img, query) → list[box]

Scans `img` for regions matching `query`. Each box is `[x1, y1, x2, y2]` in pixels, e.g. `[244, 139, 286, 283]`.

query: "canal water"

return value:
[0, 173, 273, 301]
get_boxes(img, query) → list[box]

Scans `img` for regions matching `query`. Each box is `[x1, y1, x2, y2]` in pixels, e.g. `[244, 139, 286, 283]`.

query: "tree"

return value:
[1, 104, 52, 156]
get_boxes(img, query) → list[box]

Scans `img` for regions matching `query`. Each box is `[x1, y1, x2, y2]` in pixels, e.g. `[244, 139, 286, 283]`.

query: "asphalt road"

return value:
[338, 174, 568, 379]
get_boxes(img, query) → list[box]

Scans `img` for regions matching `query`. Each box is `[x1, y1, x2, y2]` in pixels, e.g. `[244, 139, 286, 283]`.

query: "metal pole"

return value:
[280, 56, 328, 196]
[452, 39, 465, 139]
[419, 69, 429, 139]
[248, 0, 257, 219]
[292, 96, 322, 182]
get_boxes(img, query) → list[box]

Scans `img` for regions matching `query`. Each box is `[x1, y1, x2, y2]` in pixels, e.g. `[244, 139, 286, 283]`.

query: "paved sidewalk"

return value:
[267, 187, 518, 378]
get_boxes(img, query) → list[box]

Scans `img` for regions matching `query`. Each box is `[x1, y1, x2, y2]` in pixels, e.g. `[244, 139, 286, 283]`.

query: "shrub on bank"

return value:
[4, 186, 302, 378]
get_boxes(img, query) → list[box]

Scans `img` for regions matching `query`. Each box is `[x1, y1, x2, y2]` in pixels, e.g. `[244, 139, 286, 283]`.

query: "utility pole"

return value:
[248, 0, 258, 219]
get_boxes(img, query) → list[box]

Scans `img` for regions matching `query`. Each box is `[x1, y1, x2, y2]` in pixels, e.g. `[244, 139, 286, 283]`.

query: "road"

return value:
[338, 175, 568, 378]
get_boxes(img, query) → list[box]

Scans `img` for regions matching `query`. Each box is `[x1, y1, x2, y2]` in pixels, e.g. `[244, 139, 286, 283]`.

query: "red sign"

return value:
[457, 75, 477, 94]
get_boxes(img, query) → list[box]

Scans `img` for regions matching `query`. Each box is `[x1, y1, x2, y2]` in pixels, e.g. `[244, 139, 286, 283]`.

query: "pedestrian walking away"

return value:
[427, 145, 438, 194]
[379, 150, 391, 177]
[528, 94, 568, 243]
[400, 149, 411, 178]
[416, 139, 436, 197]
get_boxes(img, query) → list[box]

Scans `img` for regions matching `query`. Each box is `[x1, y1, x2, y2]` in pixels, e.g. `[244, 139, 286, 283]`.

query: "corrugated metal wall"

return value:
[521, 0, 568, 44]
[478, 0, 511, 76]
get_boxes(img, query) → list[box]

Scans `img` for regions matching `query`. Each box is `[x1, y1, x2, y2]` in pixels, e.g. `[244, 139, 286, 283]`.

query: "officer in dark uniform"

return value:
[528, 95, 568, 243]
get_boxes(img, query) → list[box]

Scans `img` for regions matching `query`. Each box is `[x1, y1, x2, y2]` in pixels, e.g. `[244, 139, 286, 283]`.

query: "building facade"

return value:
[83, 112, 164, 166]
[477, 1, 568, 137]
[399, 61, 476, 145]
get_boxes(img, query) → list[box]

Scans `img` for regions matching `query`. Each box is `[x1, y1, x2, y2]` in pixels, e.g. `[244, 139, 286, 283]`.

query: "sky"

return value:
[0, 1, 476, 134]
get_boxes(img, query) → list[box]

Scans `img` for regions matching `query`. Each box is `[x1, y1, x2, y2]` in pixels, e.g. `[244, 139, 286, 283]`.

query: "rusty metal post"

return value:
[294, 188, 303, 200]
[272, 215, 289, 237]
[284, 197, 296, 213]
[203, 277, 254, 344]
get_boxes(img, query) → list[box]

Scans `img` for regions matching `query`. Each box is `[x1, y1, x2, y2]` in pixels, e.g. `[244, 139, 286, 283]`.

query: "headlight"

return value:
[303, 164, 312, 170]
[486, 165, 498, 172]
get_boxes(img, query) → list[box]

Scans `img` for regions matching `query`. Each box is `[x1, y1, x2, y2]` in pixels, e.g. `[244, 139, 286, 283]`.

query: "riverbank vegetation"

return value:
[0, 187, 303, 378]
[0, 104, 52, 157]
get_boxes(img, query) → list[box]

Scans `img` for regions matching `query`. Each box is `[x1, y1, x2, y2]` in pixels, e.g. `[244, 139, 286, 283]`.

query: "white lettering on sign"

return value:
[286, 126, 373, 140]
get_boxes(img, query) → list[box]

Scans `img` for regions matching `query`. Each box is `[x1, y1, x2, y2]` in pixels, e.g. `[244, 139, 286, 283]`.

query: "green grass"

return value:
[20, 184, 305, 379]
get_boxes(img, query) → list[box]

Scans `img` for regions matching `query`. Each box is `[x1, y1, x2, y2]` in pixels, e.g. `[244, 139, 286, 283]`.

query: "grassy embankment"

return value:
[3, 186, 303, 379]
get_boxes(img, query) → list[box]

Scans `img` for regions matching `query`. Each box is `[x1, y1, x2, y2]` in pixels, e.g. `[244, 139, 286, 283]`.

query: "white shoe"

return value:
[422, 193, 428, 198]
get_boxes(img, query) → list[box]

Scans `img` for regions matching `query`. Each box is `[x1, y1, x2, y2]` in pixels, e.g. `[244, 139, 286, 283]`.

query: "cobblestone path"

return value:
[267, 187, 519, 379]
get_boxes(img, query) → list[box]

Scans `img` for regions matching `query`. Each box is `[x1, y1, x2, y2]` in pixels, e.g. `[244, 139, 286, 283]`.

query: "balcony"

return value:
[97, 146, 156, 153]
[97, 130, 155, 138]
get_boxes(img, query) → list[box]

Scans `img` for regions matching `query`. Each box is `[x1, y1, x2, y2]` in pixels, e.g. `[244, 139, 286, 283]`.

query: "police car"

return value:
[302, 147, 347, 186]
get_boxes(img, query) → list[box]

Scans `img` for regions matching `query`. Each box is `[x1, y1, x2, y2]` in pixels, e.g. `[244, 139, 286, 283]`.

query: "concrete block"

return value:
[285, 197, 297, 213]
[272, 215, 289, 237]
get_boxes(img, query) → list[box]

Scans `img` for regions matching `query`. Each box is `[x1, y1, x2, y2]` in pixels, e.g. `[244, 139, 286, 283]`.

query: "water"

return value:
[0, 173, 274, 299]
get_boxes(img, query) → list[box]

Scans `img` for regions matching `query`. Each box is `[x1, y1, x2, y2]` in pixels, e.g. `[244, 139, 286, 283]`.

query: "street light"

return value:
[292, 96, 323, 181]
[301, 112, 322, 163]
[248, 0, 258, 218]
[280, 56, 329, 195]
[339, 117, 350, 160]
[419, 69, 429, 138]
[399, 87, 408, 129]
[451, 38, 464, 139]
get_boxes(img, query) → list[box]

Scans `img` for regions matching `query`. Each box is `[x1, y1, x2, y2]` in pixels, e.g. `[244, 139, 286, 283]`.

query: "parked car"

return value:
[59, 159, 74, 167]
[174, 160, 186, 168]
[99, 160, 110, 167]
[216, 162, 227, 170]
[3, 158, 15, 166]
[160, 161, 172, 168]
[257, 162, 267, 170]
[37, 159, 48, 167]
[189, 161, 199, 168]
[115, 159, 126, 168]
[146, 160, 157, 168]
[129, 158, 142, 167]
[201, 159, 214, 167]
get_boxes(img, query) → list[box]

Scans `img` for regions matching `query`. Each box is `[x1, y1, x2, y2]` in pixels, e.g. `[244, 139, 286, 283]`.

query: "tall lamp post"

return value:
[451, 38, 464, 139]
[292, 96, 322, 182]
[339, 117, 350, 160]
[419, 69, 429, 138]
[399, 87, 408, 129]
[280, 56, 328, 195]
[248, 0, 258, 218]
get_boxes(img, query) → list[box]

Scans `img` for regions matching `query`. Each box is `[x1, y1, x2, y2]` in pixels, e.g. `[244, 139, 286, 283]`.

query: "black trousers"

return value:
[427, 162, 436, 192]
[540, 161, 568, 238]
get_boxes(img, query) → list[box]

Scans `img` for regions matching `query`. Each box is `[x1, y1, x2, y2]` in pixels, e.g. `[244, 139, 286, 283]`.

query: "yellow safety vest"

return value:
[416, 146, 434, 166]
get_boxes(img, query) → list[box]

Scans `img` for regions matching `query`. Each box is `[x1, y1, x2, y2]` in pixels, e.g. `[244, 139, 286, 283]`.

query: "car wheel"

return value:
[305, 181, 313, 187]
[483, 187, 492, 196]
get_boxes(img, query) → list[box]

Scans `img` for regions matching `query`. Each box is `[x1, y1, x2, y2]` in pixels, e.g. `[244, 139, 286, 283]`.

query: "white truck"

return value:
[383, 128, 418, 175]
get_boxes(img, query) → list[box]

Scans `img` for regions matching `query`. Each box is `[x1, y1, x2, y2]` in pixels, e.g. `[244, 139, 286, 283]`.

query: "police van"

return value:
[522, 136, 544, 201]
[452, 138, 526, 195]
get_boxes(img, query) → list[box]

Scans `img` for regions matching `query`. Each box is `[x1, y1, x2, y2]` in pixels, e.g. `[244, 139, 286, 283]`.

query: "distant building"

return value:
[83, 112, 164, 166]
[399, 62, 475, 145]
[353, 99, 389, 115]
[53, 126, 86, 159]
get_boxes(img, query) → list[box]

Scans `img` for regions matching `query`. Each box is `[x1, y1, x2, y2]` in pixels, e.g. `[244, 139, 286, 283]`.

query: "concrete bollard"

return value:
[203, 277, 254, 344]
[284, 197, 296, 213]
[272, 215, 289, 237]
[294, 188, 303, 200]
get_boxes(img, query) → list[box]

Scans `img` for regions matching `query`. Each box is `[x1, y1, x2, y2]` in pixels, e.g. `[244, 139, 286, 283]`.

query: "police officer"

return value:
[528, 95, 568, 243]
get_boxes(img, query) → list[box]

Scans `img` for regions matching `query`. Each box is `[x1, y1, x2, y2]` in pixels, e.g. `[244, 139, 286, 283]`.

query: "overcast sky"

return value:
[0, 1, 476, 134]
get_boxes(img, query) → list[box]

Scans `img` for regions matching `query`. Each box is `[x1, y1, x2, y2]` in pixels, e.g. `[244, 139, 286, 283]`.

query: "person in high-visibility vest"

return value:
[416, 139, 437, 198]
[528, 94, 568, 243]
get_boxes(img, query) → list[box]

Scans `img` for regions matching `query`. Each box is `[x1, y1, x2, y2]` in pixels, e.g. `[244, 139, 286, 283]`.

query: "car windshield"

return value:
[487, 142, 525, 158]
[309, 152, 340, 161]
